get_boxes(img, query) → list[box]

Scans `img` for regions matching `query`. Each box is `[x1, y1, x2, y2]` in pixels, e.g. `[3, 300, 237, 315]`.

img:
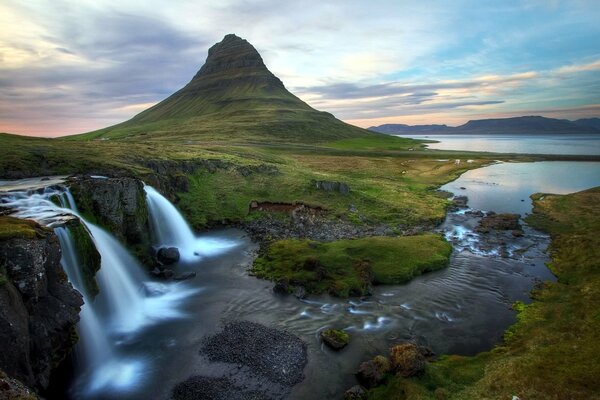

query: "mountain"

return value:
[455, 116, 598, 134]
[370, 116, 600, 135]
[574, 118, 600, 131]
[368, 124, 454, 135]
[74, 34, 374, 143]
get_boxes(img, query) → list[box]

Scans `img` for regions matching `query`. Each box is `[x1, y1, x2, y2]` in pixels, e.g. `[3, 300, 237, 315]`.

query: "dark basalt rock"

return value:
[172, 376, 269, 400]
[68, 176, 149, 248]
[0, 224, 83, 391]
[272, 280, 289, 295]
[200, 321, 307, 387]
[156, 247, 180, 265]
[343, 385, 368, 400]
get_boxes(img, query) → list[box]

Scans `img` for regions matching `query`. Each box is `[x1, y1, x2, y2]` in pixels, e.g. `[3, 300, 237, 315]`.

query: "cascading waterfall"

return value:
[144, 185, 238, 260]
[2, 184, 198, 397]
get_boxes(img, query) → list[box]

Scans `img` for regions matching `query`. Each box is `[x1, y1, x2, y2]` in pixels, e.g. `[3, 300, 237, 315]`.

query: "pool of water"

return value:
[441, 161, 600, 215]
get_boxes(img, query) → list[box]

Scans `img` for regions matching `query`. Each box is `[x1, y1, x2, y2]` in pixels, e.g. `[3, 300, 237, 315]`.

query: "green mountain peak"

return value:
[75, 34, 374, 143]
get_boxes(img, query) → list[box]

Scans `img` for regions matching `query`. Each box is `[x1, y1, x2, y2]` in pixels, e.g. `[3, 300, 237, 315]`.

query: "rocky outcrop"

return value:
[0, 223, 83, 391]
[476, 212, 522, 233]
[312, 180, 350, 194]
[68, 176, 149, 248]
[143, 159, 279, 202]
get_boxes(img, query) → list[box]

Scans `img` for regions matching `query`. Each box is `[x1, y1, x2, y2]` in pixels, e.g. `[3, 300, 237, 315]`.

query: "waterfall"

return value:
[2, 185, 197, 397]
[144, 186, 196, 250]
[144, 185, 238, 260]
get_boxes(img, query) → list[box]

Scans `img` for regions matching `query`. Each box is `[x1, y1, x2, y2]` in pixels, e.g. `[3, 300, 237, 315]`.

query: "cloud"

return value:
[0, 0, 599, 136]
[557, 59, 600, 74]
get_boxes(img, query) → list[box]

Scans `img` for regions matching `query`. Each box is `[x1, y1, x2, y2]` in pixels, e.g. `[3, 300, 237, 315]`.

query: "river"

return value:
[2, 158, 600, 399]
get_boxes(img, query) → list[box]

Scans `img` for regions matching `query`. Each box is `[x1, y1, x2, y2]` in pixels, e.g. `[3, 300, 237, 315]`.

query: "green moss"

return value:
[67, 222, 101, 297]
[252, 234, 451, 297]
[325, 328, 349, 343]
[368, 187, 600, 400]
[0, 216, 47, 241]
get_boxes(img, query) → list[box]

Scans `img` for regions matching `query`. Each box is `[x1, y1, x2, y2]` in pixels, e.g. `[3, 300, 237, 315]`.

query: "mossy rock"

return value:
[320, 329, 350, 350]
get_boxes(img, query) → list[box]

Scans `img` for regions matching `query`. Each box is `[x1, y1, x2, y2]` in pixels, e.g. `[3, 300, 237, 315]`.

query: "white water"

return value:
[1, 185, 200, 397]
[144, 185, 238, 260]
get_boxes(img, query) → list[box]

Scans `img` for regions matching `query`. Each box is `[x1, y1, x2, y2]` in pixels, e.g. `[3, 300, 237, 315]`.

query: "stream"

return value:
[1, 160, 599, 399]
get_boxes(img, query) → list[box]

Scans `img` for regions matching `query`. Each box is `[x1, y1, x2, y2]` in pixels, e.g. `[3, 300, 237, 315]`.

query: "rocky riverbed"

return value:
[172, 321, 307, 400]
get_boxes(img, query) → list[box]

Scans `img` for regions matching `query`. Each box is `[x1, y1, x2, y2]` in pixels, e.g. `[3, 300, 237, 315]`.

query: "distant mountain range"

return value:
[369, 116, 600, 135]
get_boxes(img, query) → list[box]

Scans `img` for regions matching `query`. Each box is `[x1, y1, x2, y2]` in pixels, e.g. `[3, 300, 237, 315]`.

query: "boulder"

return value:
[390, 343, 426, 377]
[356, 355, 391, 388]
[320, 329, 350, 350]
[451, 195, 469, 209]
[273, 280, 289, 295]
[343, 385, 368, 400]
[476, 213, 521, 233]
[157, 247, 180, 265]
[293, 286, 307, 299]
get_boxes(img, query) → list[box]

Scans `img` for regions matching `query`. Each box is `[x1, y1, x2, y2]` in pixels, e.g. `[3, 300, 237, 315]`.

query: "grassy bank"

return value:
[367, 187, 600, 400]
[252, 234, 452, 297]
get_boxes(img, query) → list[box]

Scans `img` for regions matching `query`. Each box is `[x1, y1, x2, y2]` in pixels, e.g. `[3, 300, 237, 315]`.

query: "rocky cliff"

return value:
[0, 217, 83, 391]
[68, 176, 150, 250]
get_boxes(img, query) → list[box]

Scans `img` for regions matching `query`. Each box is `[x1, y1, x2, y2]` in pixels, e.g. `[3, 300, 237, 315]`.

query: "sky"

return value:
[1, 0, 599, 137]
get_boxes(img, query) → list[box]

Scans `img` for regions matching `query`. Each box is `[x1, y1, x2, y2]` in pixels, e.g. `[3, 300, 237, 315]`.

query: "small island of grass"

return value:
[252, 233, 452, 297]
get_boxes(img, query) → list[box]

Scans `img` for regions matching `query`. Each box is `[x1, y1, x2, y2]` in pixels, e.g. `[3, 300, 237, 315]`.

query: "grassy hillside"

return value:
[367, 187, 600, 400]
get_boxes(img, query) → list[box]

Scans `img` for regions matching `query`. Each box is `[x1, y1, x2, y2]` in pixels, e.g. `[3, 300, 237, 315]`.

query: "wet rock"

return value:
[293, 286, 307, 299]
[312, 180, 350, 194]
[68, 176, 150, 247]
[476, 213, 521, 233]
[273, 280, 289, 295]
[390, 343, 426, 377]
[200, 321, 307, 386]
[356, 355, 391, 388]
[0, 370, 39, 400]
[343, 385, 368, 400]
[174, 272, 196, 281]
[451, 195, 469, 209]
[157, 246, 180, 265]
[162, 269, 174, 279]
[512, 229, 524, 237]
[320, 329, 350, 350]
[0, 225, 83, 390]
[172, 376, 270, 400]
[419, 346, 436, 360]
